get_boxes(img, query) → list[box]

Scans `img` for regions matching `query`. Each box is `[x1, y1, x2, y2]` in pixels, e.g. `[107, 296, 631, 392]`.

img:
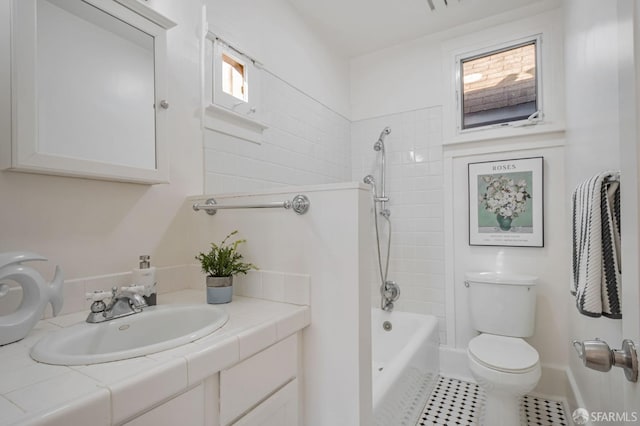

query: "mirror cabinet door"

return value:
[4, 0, 174, 184]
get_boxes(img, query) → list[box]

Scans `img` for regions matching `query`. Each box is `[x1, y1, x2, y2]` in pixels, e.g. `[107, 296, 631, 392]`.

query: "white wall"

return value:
[0, 0, 203, 280]
[563, 0, 627, 415]
[204, 0, 351, 194]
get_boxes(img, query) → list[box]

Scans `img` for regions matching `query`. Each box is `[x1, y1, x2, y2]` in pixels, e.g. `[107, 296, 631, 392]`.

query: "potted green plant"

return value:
[195, 230, 257, 304]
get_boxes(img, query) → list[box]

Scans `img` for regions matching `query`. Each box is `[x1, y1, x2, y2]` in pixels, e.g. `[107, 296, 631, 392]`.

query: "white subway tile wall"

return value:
[351, 107, 446, 344]
[234, 270, 310, 306]
[204, 73, 351, 193]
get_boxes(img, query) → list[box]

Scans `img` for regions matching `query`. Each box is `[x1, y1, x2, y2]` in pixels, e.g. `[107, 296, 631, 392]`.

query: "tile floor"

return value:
[416, 376, 568, 426]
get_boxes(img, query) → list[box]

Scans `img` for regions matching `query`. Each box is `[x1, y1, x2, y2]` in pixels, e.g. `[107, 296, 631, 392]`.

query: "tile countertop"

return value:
[0, 290, 310, 426]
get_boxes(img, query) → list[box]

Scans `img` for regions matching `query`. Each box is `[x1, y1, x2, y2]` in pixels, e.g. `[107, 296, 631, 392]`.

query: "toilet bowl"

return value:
[467, 333, 541, 426]
[465, 272, 540, 426]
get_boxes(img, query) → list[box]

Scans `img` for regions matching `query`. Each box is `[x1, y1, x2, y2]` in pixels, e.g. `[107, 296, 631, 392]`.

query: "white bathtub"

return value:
[372, 308, 440, 426]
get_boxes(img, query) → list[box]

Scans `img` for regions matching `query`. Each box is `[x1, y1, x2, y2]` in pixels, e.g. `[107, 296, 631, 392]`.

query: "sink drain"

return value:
[382, 321, 392, 331]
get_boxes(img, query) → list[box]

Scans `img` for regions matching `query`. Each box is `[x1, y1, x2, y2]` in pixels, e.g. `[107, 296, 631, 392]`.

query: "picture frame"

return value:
[468, 156, 544, 247]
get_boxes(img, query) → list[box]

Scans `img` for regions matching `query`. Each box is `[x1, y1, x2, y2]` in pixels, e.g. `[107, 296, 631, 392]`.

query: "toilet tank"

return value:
[465, 272, 538, 338]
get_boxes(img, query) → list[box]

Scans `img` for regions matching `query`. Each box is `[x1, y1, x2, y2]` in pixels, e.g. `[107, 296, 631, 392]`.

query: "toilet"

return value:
[465, 272, 541, 426]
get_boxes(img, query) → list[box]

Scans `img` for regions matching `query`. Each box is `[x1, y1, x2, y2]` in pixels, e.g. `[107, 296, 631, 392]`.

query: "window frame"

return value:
[212, 40, 258, 113]
[203, 32, 267, 144]
[221, 52, 247, 102]
[455, 34, 544, 134]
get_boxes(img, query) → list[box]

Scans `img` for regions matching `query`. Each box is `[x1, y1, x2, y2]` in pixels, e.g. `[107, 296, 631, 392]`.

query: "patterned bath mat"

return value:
[416, 376, 568, 426]
[522, 394, 568, 426]
[417, 376, 483, 425]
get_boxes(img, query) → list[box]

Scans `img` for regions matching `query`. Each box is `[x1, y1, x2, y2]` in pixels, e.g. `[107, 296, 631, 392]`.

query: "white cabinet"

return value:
[124, 383, 205, 426]
[220, 334, 298, 425]
[232, 379, 298, 426]
[5, 0, 174, 184]
[124, 333, 300, 426]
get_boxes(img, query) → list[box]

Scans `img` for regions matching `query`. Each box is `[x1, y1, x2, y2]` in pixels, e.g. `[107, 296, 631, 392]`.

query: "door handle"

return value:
[572, 338, 638, 382]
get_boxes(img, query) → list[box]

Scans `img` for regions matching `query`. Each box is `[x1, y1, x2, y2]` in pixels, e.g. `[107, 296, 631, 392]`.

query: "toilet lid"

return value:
[468, 334, 539, 373]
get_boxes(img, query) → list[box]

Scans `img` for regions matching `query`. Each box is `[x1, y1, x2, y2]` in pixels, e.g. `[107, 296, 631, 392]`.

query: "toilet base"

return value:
[481, 391, 523, 426]
[467, 347, 540, 426]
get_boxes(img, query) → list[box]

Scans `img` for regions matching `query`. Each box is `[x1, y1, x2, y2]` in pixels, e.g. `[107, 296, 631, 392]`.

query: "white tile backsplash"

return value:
[234, 270, 310, 306]
[234, 270, 263, 299]
[283, 273, 310, 305]
[261, 271, 285, 302]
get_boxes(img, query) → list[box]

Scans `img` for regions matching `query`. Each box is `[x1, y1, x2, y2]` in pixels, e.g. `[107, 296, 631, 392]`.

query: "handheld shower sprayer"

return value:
[363, 175, 378, 200]
[373, 127, 391, 152]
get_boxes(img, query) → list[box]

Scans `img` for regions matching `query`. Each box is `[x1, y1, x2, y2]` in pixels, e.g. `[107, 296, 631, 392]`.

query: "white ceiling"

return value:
[286, 0, 550, 57]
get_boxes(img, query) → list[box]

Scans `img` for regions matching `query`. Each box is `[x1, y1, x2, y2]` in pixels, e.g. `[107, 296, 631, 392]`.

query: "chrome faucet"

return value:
[86, 286, 147, 323]
[382, 280, 400, 311]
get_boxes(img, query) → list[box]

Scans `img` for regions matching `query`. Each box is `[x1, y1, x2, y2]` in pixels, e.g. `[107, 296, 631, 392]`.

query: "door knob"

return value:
[572, 338, 638, 382]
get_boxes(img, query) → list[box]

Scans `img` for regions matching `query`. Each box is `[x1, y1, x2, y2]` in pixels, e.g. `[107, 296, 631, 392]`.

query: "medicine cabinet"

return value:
[2, 0, 176, 184]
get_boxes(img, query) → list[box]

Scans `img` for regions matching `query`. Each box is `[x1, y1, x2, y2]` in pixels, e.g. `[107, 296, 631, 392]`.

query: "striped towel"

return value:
[571, 171, 621, 318]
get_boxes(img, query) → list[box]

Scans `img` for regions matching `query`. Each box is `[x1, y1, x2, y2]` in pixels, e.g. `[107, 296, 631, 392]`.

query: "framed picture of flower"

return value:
[468, 156, 544, 247]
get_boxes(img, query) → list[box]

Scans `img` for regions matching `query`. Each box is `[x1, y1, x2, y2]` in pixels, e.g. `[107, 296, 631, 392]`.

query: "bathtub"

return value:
[372, 308, 440, 426]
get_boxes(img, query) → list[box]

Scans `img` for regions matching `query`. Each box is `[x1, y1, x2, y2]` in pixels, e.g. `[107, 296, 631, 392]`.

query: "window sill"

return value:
[204, 104, 268, 144]
[443, 121, 565, 146]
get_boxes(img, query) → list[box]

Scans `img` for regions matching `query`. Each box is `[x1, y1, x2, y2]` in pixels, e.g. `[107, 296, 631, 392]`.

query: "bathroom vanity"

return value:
[0, 290, 309, 426]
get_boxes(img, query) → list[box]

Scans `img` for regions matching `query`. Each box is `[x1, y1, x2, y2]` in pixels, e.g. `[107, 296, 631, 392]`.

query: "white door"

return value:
[620, 0, 640, 416]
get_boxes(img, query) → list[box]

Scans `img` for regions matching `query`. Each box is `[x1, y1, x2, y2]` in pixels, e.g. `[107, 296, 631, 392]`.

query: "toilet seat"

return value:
[468, 334, 539, 373]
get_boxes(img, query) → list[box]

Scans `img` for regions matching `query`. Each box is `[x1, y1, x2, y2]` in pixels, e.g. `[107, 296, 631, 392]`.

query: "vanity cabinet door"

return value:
[124, 383, 205, 426]
[232, 379, 298, 426]
[220, 334, 298, 425]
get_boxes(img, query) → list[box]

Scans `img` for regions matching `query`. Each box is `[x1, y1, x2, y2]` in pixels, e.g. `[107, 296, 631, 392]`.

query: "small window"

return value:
[204, 35, 266, 142]
[458, 38, 540, 130]
[208, 38, 261, 118]
[222, 53, 246, 102]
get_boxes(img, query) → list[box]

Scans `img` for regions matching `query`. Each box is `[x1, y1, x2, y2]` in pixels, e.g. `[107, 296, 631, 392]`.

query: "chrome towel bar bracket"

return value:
[193, 194, 310, 216]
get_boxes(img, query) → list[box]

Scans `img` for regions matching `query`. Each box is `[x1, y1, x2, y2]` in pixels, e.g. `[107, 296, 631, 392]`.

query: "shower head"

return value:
[373, 127, 391, 152]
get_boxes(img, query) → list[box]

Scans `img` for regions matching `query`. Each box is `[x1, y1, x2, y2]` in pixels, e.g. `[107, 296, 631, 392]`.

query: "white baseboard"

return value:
[565, 366, 591, 426]
[533, 364, 569, 400]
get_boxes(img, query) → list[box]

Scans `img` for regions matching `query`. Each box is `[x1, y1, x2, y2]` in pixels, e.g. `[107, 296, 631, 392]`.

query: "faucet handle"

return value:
[86, 290, 112, 302]
[120, 285, 145, 294]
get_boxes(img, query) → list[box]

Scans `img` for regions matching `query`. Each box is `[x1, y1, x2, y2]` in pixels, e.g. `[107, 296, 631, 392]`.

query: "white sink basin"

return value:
[30, 304, 229, 365]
